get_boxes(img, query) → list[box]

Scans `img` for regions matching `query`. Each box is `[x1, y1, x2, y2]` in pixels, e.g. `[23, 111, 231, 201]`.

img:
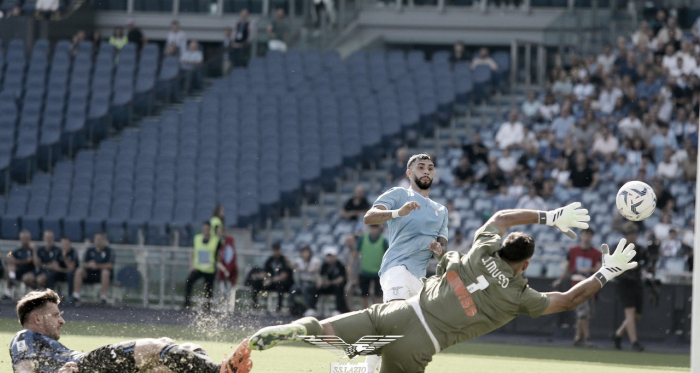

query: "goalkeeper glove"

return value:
[538, 202, 590, 239]
[593, 238, 638, 287]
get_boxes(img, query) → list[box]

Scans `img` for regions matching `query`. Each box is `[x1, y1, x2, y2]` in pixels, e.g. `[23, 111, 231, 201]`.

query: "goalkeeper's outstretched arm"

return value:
[541, 238, 638, 315]
[488, 202, 590, 239]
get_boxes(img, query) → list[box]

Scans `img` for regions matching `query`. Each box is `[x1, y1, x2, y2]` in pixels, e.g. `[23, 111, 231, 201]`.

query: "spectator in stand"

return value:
[462, 133, 489, 165]
[597, 44, 616, 75]
[449, 42, 469, 66]
[35, 0, 59, 19]
[573, 75, 595, 101]
[222, 26, 234, 71]
[387, 148, 408, 183]
[109, 27, 128, 51]
[496, 148, 517, 176]
[539, 131, 562, 164]
[551, 157, 571, 187]
[656, 16, 682, 46]
[670, 108, 692, 144]
[267, 8, 289, 52]
[552, 228, 601, 347]
[681, 147, 697, 181]
[516, 144, 541, 173]
[649, 8, 667, 36]
[650, 124, 679, 162]
[33, 230, 62, 290]
[551, 104, 576, 141]
[126, 18, 147, 51]
[471, 47, 498, 71]
[341, 185, 370, 221]
[495, 109, 524, 150]
[618, 109, 643, 140]
[654, 212, 674, 241]
[657, 148, 679, 180]
[662, 44, 677, 72]
[248, 242, 293, 311]
[292, 246, 321, 317]
[609, 154, 634, 186]
[538, 93, 560, 122]
[91, 30, 102, 58]
[637, 71, 661, 100]
[346, 225, 387, 310]
[516, 186, 547, 211]
[631, 21, 650, 48]
[71, 233, 115, 306]
[668, 57, 685, 78]
[180, 40, 203, 70]
[315, 246, 349, 315]
[167, 20, 188, 56]
[231, 9, 253, 67]
[452, 156, 473, 186]
[612, 222, 649, 352]
[572, 112, 597, 148]
[55, 236, 79, 297]
[599, 78, 624, 115]
[6, 230, 37, 296]
[521, 90, 541, 120]
[660, 229, 683, 258]
[480, 162, 506, 195]
[568, 153, 600, 190]
[551, 70, 573, 97]
[71, 29, 86, 55]
[677, 41, 696, 74]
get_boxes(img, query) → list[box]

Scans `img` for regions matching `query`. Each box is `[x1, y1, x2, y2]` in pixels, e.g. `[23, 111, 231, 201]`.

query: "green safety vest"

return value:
[193, 234, 219, 274]
[359, 233, 387, 276]
[109, 36, 128, 50]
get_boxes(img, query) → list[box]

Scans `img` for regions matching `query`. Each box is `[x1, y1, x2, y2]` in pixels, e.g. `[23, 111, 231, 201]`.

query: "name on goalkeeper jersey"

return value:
[481, 257, 509, 288]
[446, 271, 477, 316]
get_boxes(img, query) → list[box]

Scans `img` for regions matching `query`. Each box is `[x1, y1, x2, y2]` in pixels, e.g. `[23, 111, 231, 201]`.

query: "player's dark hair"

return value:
[499, 232, 535, 263]
[406, 153, 433, 168]
[17, 289, 60, 326]
[582, 228, 595, 235]
[202, 220, 211, 227]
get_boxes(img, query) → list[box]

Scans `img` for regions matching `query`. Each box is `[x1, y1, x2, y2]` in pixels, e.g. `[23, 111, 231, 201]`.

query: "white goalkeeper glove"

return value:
[593, 238, 638, 287]
[538, 202, 590, 239]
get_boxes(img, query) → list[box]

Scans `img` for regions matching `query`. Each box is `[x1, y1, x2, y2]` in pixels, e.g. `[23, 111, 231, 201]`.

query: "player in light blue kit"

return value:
[362, 153, 447, 371]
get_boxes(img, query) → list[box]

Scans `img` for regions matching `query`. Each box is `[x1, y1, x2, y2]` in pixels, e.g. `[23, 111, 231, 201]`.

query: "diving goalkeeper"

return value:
[249, 203, 638, 373]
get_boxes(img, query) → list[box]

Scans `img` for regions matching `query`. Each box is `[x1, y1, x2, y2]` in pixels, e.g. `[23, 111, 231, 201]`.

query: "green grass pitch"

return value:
[0, 318, 689, 372]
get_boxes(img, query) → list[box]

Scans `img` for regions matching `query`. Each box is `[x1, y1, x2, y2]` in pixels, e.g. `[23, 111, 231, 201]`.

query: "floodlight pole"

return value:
[692, 111, 700, 373]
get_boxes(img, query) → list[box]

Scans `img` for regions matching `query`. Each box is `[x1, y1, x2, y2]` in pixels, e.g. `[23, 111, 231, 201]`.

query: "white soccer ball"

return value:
[615, 181, 657, 221]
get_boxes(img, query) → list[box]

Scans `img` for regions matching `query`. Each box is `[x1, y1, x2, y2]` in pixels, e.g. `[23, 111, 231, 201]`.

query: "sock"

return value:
[9, 271, 15, 280]
[160, 344, 220, 373]
[72, 292, 80, 300]
[292, 317, 324, 336]
[366, 355, 381, 372]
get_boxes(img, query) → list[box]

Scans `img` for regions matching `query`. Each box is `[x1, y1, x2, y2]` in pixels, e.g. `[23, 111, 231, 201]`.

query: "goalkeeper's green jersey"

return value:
[419, 224, 550, 350]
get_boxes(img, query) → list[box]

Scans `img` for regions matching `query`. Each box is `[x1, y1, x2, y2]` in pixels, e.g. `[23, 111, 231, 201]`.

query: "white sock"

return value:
[9, 271, 15, 280]
[72, 292, 80, 299]
[366, 355, 381, 372]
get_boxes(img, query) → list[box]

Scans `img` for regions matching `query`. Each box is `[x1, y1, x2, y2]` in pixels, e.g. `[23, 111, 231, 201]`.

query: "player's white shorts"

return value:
[379, 265, 423, 302]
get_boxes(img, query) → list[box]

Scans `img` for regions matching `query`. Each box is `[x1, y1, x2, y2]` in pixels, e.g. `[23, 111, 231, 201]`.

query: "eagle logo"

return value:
[300, 335, 403, 360]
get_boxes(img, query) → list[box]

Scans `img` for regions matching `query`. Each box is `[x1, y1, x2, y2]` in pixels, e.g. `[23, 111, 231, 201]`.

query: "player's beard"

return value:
[413, 175, 432, 190]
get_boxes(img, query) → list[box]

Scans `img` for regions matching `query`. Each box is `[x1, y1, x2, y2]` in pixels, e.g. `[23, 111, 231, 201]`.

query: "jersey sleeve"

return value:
[471, 224, 503, 255]
[518, 285, 551, 318]
[10, 334, 36, 366]
[106, 248, 116, 264]
[372, 187, 406, 210]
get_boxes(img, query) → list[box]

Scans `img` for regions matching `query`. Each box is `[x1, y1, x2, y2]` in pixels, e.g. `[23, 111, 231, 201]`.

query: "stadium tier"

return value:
[0, 47, 511, 243]
[0, 38, 179, 195]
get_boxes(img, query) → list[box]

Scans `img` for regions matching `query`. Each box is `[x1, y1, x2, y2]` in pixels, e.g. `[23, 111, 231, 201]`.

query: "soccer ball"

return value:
[615, 181, 657, 221]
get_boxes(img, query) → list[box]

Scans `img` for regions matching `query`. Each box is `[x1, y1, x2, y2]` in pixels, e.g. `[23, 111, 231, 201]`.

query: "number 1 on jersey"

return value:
[467, 275, 489, 293]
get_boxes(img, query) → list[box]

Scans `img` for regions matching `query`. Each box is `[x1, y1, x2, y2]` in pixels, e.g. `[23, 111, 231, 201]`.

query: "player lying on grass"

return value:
[249, 203, 638, 373]
[9, 289, 252, 373]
